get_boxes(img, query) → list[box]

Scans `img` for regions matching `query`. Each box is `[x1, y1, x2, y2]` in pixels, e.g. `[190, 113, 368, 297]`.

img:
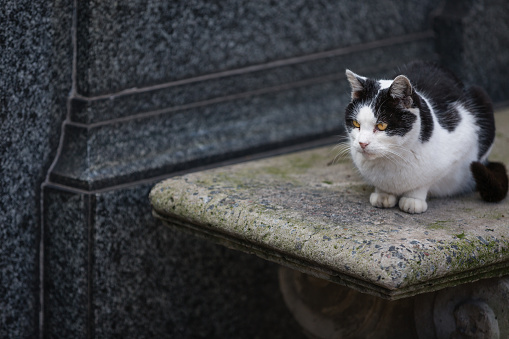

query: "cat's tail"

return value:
[471, 161, 508, 202]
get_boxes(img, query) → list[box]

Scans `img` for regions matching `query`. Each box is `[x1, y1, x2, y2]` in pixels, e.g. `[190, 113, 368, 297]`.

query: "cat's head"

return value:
[344, 69, 420, 161]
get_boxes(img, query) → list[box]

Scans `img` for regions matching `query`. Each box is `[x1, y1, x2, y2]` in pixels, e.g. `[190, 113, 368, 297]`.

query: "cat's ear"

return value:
[345, 69, 365, 100]
[389, 75, 413, 108]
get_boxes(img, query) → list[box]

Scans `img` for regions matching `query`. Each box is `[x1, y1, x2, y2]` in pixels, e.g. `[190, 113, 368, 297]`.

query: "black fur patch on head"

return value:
[371, 89, 417, 138]
[344, 78, 380, 131]
[353, 78, 380, 102]
[344, 102, 358, 133]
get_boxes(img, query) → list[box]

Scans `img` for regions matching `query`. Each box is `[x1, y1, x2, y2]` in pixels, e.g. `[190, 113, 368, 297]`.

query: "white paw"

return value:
[399, 197, 428, 214]
[370, 192, 397, 208]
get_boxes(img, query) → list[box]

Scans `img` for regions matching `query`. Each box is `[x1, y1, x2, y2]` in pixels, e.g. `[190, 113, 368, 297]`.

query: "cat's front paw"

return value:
[399, 197, 428, 214]
[370, 192, 397, 208]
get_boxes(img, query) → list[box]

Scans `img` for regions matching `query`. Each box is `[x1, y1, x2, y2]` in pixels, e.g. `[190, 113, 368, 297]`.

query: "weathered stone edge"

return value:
[152, 209, 509, 300]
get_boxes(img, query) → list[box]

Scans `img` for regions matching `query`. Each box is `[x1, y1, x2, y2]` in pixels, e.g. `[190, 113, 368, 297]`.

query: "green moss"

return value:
[264, 166, 290, 178]
[426, 220, 454, 230]
[455, 232, 466, 239]
[480, 212, 505, 220]
[348, 184, 371, 193]
[291, 153, 323, 169]
[195, 178, 214, 186]
[400, 232, 509, 287]
[442, 235, 509, 275]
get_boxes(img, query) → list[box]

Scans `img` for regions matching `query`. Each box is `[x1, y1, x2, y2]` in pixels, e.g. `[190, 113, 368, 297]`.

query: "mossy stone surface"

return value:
[150, 110, 509, 300]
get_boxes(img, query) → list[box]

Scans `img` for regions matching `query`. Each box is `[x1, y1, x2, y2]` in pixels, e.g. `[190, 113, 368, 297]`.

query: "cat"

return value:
[344, 61, 508, 214]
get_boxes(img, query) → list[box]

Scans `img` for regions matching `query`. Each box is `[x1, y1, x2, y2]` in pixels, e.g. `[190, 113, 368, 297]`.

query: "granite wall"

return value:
[434, 0, 509, 103]
[2, 0, 508, 337]
[1, 1, 73, 337]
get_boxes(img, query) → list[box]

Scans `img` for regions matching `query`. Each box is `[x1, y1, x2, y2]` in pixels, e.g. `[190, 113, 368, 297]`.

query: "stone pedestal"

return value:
[278, 266, 418, 338]
[279, 267, 509, 339]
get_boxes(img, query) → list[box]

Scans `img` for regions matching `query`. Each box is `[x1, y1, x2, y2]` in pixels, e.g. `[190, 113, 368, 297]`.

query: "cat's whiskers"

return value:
[389, 144, 419, 162]
[330, 142, 351, 165]
[383, 151, 408, 166]
[381, 154, 400, 167]
[386, 148, 412, 165]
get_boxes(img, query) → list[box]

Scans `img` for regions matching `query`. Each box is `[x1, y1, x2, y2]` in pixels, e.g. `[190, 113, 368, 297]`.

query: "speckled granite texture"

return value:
[43, 189, 90, 337]
[53, 81, 344, 190]
[3, 0, 509, 338]
[70, 35, 434, 124]
[435, 0, 509, 102]
[75, 0, 440, 96]
[43, 184, 304, 338]
[151, 111, 509, 300]
[0, 1, 72, 337]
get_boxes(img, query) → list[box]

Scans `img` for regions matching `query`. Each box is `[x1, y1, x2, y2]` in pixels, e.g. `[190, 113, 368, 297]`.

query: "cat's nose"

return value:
[359, 142, 369, 149]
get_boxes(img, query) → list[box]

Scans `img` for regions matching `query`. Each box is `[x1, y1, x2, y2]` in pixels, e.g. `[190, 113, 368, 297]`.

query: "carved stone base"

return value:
[278, 267, 509, 339]
[278, 267, 418, 338]
[415, 276, 509, 339]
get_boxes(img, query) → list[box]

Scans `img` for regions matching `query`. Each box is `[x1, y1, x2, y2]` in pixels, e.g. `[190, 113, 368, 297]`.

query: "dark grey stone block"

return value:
[54, 81, 344, 190]
[43, 184, 304, 338]
[76, 0, 441, 96]
[94, 185, 304, 338]
[43, 188, 90, 337]
[434, 0, 509, 102]
[0, 1, 73, 337]
[71, 34, 435, 124]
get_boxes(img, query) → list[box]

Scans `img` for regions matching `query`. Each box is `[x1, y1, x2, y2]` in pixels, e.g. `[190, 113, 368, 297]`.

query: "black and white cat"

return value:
[344, 61, 508, 214]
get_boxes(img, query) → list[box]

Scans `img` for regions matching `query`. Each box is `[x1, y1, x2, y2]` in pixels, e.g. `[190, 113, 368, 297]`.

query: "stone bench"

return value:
[150, 110, 509, 338]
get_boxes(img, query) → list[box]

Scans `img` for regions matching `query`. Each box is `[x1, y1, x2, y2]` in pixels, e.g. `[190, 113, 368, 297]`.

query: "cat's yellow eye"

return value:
[377, 122, 388, 131]
[352, 120, 360, 128]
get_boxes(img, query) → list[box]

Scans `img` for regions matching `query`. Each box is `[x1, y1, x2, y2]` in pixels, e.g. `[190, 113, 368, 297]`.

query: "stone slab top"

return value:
[150, 111, 509, 300]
